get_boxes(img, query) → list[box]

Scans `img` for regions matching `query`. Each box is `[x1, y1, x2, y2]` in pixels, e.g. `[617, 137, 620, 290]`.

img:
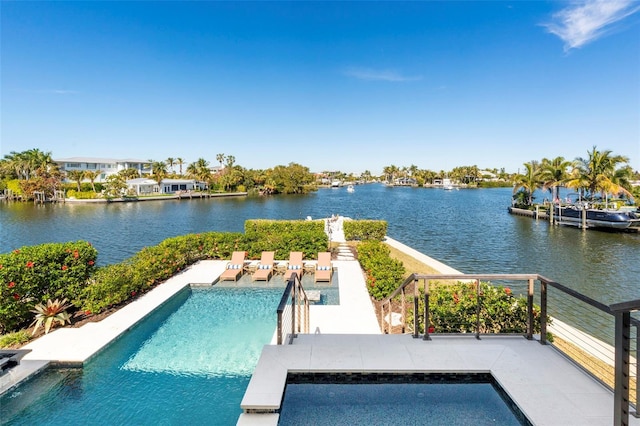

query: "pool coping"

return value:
[238, 334, 634, 426]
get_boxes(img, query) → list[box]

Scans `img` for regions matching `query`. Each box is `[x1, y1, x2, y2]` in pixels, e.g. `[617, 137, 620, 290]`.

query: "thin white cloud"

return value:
[343, 67, 422, 82]
[543, 0, 640, 51]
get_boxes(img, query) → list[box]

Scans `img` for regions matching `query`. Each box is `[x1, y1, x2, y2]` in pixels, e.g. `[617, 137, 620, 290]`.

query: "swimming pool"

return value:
[215, 270, 340, 305]
[1, 287, 282, 425]
[278, 373, 531, 426]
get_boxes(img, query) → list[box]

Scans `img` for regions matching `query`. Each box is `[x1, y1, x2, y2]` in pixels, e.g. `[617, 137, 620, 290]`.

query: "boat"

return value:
[331, 180, 342, 188]
[346, 185, 355, 193]
[554, 205, 640, 231]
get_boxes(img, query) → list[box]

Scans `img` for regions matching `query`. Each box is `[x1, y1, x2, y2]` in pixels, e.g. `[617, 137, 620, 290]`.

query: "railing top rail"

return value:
[610, 299, 640, 313]
[413, 273, 539, 281]
[537, 274, 612, 314]
[383, 273, 617, 317]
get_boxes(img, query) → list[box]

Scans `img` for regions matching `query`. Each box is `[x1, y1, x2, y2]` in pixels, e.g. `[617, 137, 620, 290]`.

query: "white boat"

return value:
[346, 185, 355, 193]
[331, 180, 342, 188]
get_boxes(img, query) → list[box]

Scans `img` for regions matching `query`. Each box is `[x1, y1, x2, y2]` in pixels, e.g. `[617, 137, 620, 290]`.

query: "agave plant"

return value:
[30, 298, 72, 335]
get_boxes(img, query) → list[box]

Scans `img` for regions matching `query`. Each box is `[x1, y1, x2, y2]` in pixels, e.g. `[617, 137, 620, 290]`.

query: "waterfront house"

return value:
[126, 178, 206, 195]
[55, 157, 151, 183]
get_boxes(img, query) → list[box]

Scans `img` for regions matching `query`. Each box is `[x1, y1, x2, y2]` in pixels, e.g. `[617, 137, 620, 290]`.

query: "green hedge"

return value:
[0, 241, 98, 333]
[343, 220, 387, 241]
[77, 232, 244, 314]
[408, 282, 543, 334]
[66, 190, 98, 199]
[357, 240, 405, 300]
[244, 219, 327, 259]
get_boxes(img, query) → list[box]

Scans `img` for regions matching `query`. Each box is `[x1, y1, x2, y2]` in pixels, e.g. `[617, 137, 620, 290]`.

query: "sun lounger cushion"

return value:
[227, 264, 241, 269]
[289, 265, 301, 270]
[258, 264, 271, 269]
[318, 266, 331, 271]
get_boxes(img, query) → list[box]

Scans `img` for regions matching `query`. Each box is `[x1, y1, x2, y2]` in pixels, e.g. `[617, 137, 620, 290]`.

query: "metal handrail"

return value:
[379, 272, 638, 425]
[276, 272, 309, 345]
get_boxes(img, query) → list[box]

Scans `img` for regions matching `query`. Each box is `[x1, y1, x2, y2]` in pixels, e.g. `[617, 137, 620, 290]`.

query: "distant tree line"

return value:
[0, 149, 317, 200]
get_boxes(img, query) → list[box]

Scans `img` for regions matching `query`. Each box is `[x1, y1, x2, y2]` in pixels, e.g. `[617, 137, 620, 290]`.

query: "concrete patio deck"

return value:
[0, 247, 633, 426]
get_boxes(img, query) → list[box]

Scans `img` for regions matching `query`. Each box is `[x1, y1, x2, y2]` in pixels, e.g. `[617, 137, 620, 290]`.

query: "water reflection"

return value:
[1, 186, 638, 309]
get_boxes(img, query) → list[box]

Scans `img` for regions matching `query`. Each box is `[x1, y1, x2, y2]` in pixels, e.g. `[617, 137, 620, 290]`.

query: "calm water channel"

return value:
[2, 185, 638, 341]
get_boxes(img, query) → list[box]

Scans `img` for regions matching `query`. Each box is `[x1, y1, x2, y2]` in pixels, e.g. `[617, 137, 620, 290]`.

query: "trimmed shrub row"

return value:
[357, 240, 405, 300]
[244, 219, 327, 259]
[78, 232, 244, 314]
[343, 220, 387, 241]
[0, 241, 98, 333]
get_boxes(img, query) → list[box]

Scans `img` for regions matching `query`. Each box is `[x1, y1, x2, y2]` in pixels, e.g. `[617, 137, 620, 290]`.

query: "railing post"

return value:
[526, 278, 534, 340]
[423, 280, 431, 341]
[295, 276, 301, 334]
[614, 311, 631, 426]
[475, 279, 481, 340]
[290, 281, 296, 344]
[634, 325, 640, 418]
[277, 311, 283, 345]
[540, 279, 547, 345]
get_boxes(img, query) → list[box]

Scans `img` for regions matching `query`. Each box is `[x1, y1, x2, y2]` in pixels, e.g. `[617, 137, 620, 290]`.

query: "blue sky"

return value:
[2, 1, 639, 174]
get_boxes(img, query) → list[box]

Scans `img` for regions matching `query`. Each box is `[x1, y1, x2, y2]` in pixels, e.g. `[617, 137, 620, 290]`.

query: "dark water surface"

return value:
[2, 185, 638, 338]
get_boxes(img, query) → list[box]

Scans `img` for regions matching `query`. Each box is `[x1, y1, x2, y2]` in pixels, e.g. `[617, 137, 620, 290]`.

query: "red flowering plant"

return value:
[406, 281, 548, 335]
[0, 241, 97, 333]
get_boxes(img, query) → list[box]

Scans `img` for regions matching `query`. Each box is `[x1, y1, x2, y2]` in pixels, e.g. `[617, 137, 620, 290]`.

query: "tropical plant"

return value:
[540, 156, 573, 201]
[407, 282, 546, 334]
[150, 161, 168, 185]
[176, 158, 184, 175]
[30, 298, 72, 335]
[104, 174, 128, 198]
[0, 149, 57, 180]
[120, 168, 140, 180]
[186, 158, 211, 184]
[166, 157, 175, 174]
[566, 146, 632, 202]
[512, 161, 541, 206]
[83, 170, 102, 192]
[66, 170, 85, 192]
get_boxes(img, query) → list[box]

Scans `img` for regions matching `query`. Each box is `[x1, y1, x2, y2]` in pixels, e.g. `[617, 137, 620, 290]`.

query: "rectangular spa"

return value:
[278, 373, 532, 426]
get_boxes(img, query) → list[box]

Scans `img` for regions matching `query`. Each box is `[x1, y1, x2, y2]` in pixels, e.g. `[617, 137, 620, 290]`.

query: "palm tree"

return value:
[216, 153, 225, 168]
[540, 156, 573, 202]
[176, 158, 184, 176]
[2, 149, 56, 180]
[151, 161, 168, 186]
[119, 168, 140, 180]
[512, 161, 542, 206]
[67, 170, 85, 191]
[567, 146, 631, 202]
[83, 170, 102, 192]
[187, 158, 211, 184]
[166, 157, 175, 174]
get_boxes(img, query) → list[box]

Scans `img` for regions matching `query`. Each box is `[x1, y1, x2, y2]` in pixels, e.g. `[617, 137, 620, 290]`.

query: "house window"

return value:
[86, 163, 96, 169]
[66, 163, 80, 168]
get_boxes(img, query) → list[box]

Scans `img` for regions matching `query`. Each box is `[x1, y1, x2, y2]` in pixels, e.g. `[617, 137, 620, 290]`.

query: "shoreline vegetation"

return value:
[3, 146, 637, 205]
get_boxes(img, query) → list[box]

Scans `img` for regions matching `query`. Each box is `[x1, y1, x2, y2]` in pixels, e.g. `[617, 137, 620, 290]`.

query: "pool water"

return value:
[279, 376, 529, 426]
[1, 287, 282, 425]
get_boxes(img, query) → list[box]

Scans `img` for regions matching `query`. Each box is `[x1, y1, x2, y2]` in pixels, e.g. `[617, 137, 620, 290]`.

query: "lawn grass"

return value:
[384, 242, 440, 278]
